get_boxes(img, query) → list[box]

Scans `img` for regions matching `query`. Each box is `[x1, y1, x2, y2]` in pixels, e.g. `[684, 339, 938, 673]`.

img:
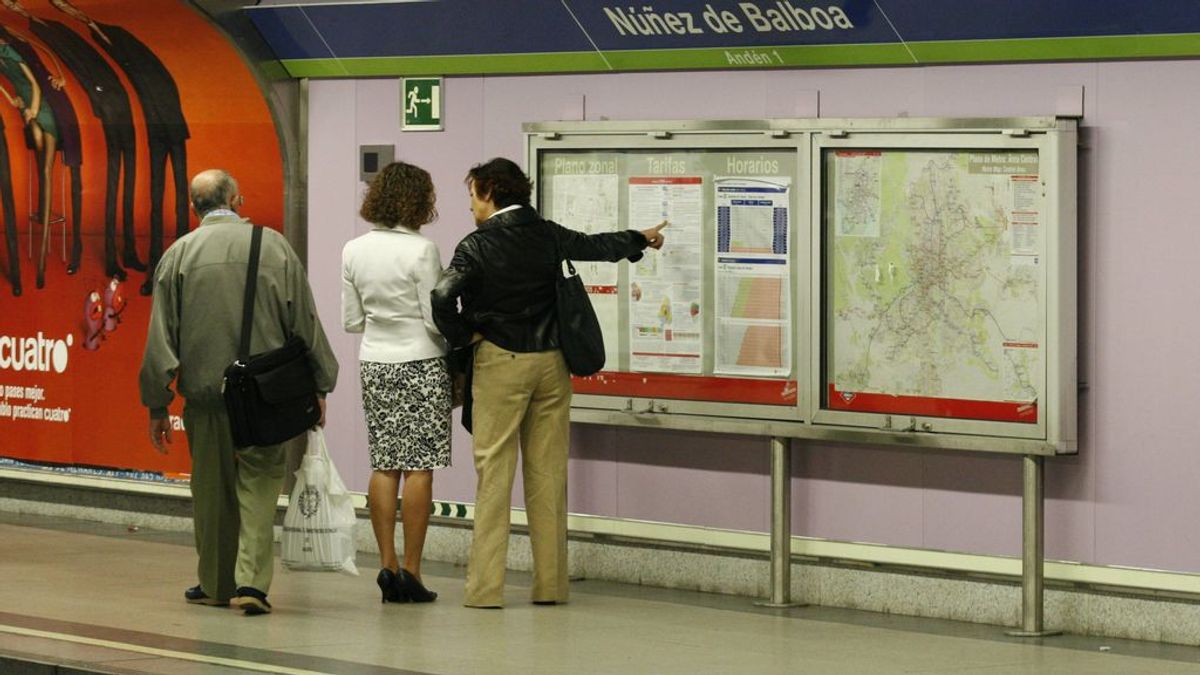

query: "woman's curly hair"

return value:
[359, 162, 438, 229]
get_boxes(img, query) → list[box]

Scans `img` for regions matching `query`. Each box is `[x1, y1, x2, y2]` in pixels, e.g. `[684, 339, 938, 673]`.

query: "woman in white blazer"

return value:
[342, 162, 449, 603]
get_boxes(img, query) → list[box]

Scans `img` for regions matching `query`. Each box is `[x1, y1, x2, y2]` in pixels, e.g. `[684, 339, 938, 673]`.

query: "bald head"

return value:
[190, 169, 240, 217]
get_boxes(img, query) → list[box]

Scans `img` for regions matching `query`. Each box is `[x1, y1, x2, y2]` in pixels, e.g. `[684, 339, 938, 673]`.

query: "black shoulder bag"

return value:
[552, 224, 606, 376]
[222, 226, 320, 447]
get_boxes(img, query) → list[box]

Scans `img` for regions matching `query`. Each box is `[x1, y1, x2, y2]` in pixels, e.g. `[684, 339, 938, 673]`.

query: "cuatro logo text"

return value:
[0, 333, 75, 373]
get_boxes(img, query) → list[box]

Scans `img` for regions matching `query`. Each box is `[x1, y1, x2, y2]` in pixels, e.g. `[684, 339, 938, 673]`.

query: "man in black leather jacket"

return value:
[432, 157, 665, 608]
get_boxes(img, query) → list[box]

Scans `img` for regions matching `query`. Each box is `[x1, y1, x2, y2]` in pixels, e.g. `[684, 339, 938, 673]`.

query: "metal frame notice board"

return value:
[526, 117, 1078, 633]
[527, 117, 1076, 457]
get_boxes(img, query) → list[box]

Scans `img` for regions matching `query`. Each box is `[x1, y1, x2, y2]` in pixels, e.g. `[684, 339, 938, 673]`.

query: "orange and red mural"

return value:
[0, 0, 284, 476]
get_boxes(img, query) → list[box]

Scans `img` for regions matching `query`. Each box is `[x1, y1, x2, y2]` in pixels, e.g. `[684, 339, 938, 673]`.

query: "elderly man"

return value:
[139, 170, 338, 615]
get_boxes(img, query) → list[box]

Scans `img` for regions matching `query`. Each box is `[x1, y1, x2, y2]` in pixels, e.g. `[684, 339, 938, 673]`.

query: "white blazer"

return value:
[341, 226, 447, 363]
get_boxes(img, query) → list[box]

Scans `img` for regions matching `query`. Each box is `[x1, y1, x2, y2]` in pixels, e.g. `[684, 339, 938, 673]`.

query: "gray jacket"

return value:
[139, 213, 338, 418]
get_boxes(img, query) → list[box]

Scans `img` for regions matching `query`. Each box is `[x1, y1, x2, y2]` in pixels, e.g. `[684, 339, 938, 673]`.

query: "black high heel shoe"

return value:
[398, 569, 438, 603]
[376, 568, 407, 603]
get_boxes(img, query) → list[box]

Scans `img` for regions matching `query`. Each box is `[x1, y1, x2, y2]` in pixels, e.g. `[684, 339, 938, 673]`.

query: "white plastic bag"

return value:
[282, 428, 359, 575]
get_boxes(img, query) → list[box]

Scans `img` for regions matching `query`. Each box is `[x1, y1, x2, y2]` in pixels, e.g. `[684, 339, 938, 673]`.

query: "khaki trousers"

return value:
[464, 341, 572, 607]
[184, 404, 286, 602]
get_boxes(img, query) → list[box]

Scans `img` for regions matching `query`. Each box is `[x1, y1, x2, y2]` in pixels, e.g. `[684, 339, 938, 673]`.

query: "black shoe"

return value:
[398, 569, 437, 603]
[10, 281, 19, 297]
[376, 568, 407, 604]
[122, 251, 146, 272]
[139, 279, 153, 296]
[105, 265, 128, 282]
[66, 261, 79, 275]
[232, 586, 272, 615]
[184, 585, 227, 607]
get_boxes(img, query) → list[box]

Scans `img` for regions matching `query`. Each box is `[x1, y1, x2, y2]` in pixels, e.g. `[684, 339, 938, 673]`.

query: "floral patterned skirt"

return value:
[359, 357, 452, 471]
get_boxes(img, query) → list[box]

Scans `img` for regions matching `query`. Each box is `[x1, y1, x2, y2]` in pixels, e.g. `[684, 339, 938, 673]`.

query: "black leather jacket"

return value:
[432, 205, 649, 353]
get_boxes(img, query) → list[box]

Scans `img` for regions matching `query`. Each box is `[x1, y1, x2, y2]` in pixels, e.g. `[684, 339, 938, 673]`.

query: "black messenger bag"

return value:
[222, 226, 320, 447]
[552, 224, 606, 377]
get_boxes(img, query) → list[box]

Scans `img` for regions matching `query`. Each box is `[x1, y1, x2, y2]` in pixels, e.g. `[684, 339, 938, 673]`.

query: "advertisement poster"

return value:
[0, 1, 285, 476]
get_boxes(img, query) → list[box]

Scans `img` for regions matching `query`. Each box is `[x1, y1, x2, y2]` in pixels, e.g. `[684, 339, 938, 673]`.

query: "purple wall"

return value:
[308, 60, 1200, 575]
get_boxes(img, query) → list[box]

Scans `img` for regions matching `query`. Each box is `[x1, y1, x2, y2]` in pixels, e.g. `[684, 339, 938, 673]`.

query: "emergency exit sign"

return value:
[402, 77, 442, 131]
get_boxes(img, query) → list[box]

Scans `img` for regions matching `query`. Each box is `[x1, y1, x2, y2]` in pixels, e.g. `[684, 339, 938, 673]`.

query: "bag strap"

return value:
[549, 221, 577, 278]
[237, 226, 264, 361]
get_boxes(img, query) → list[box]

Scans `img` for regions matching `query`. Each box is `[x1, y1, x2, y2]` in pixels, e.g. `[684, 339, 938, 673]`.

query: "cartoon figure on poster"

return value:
[82, 289, 103, 349]
[102, 275, 124, 331]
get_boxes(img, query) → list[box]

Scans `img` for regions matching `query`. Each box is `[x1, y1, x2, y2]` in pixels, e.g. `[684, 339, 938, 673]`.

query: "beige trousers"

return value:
[184, 404, 286, 601]
[463, 341, 572, 607]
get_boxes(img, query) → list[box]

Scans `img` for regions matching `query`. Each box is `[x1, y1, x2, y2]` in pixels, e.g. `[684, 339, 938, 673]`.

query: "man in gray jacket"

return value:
[139, 169, 338, 615]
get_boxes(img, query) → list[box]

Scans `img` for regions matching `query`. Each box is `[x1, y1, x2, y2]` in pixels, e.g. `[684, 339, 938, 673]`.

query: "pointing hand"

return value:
[641, 220, 668, 250]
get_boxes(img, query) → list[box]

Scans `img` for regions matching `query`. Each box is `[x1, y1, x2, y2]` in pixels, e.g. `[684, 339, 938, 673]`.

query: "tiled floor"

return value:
[2, 512, 1199, 675]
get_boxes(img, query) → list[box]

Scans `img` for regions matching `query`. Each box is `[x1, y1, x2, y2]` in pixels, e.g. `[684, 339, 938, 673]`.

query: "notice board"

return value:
[525, 118, 1077, 455]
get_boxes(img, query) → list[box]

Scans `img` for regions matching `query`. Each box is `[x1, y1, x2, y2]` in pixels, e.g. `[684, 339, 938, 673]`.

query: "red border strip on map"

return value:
[826, 385, 1037, 423]
[572, 372, 798, 405]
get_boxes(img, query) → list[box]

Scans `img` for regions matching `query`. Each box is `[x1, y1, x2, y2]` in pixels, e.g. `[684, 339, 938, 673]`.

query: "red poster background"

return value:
[0, 1, 284, 476]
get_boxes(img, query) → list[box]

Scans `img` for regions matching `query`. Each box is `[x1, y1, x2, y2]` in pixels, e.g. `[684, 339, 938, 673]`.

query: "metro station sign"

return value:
[247, 1, 1200, 78]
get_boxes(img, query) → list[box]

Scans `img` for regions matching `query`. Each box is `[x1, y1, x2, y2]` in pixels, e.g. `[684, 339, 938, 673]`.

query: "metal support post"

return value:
[1006, 454, 1061, 637]
[755, 436, 803, 608]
